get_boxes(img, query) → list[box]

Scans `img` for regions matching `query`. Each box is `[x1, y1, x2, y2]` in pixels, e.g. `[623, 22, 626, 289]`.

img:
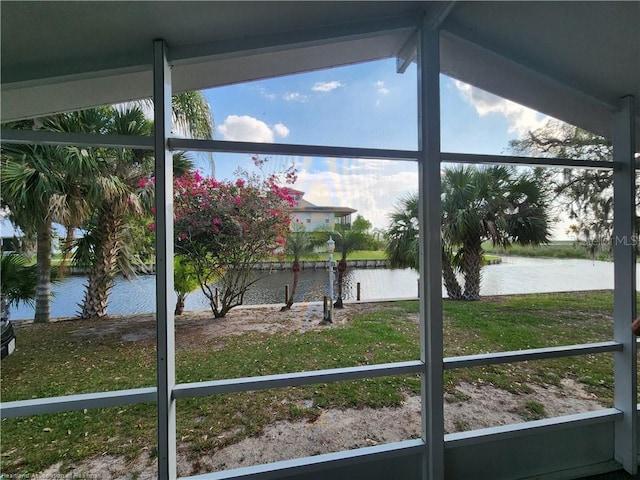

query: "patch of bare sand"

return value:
[42, 380, 604, 479]
[65, 301, 386, 347]
[177, 379, 603, 476]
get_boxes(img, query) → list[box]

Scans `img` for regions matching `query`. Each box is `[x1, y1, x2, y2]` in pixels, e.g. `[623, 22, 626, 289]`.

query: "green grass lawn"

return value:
[341, 250, 387, 261]
[0, 291, 632, 474]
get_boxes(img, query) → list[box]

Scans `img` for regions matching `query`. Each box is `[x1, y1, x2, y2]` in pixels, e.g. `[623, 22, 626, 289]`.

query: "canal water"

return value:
[8, 257, 629, 320]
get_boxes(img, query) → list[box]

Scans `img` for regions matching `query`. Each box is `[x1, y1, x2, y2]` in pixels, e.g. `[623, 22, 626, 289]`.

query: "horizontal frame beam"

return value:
[180, 439, 425, 480]
[168, 138, 417, 161]
[445, 408, 622, 448]
[173, 361, 424, 399]
[441, 152, 614, 170]
[1, 129, 621, 170]
[444, 341, 622, 370]
[0, 387, 157, 419]
[0, 128, 154, 150]
[2, 340, 625, 419]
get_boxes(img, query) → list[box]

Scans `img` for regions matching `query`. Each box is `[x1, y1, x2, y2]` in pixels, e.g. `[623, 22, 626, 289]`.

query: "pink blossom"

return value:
[148, 223, 155, 231]
[137, 178, 148, 188]
[235, 196, 243, 205]
[178, 233, 186, 241]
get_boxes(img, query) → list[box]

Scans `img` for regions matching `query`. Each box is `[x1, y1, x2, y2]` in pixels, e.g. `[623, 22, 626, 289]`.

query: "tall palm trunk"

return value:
[281, 260, 301, 311]
[461, 239, 483, 301]
[174, 295, 186, 315]
[442, 245, 463, 300]
[34, 224, 52, 324]
[80, 210, 122, 319]
[57, 226, 75, 277]
[334, 259, 347, 309]
[0, 295, 8, 322]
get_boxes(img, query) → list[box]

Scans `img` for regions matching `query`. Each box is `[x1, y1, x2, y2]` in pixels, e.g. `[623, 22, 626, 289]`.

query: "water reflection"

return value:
[10, 257, 628, 320]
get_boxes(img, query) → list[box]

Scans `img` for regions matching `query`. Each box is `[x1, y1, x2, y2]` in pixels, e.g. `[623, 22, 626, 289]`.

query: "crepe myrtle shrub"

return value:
[172, 172, 295, 318]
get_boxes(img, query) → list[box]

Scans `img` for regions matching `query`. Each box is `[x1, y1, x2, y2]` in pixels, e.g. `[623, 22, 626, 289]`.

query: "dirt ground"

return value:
[39, 302, 606, 479]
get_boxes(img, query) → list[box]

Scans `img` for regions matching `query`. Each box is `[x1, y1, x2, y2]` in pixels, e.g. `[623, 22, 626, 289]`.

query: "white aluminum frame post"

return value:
[154, 39, 177, 480]
[417, 19, 445, 480]
[612, 95, 637, 474]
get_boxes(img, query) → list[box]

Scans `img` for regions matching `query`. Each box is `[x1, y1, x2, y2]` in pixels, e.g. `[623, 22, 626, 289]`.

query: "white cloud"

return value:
[218, 115, 290, 143]
[375, 80, 390, 96]
[256, 87, 276, 100]
[272, 123, 290, 139]
[295, 159, 418, 229]
[453, 80, 548, 136]
[283, 92, 307, 102]
[312, 80, 344, 92]
[374, 80, 390, 107]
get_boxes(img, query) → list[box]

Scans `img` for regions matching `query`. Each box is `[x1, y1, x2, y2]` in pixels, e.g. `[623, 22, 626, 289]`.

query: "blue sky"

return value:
[197, 58, 552, 233]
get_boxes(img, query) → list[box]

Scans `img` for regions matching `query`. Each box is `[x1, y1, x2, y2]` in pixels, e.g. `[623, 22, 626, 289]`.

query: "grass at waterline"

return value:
[336, 250, 387, 261]
[267, 249, 388, 262]
[0, 291, 632, 474]
[481, 240, 606, 260]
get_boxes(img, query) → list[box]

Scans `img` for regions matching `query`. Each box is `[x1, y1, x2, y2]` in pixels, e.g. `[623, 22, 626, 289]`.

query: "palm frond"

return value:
[0, 253, 38, 307]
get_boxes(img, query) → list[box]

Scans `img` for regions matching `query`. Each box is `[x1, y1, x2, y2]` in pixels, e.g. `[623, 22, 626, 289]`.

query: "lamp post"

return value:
[325, 236, 335, 323]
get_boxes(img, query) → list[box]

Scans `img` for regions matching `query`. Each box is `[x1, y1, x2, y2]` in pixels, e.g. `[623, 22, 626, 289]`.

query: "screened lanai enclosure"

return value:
[1, 2, 639, 479]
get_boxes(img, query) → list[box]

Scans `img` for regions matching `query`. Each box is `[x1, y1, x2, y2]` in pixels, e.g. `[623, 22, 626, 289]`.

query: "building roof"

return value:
[2, 2, 638, 148]
[293, 205, 358, 217]
[289, 191, 357, 218]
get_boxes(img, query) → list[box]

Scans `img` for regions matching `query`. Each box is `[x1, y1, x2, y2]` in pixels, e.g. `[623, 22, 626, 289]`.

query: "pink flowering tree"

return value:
[174, 171, 295, 318]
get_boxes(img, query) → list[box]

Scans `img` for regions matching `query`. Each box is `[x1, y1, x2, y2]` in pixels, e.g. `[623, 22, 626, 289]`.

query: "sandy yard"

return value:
[38, 301, 605, 479]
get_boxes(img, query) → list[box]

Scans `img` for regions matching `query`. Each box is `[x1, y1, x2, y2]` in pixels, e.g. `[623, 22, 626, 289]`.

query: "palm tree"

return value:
[281, 224, 316, 311]
[385, 165, 550, 301]
[386, 193, 420, 270]
[442, 165, 550, 300]
[0, 253, 38, 322]
[331, 225, 369, 308]
[46, 109, 115, 277]
[73, 106, 155, 318]
[1, 148, 57, 324]
[1, 129, 97, 323]
[171, 91, 215, 140]
[385, 193, 462, 299]
[174, 255, 200, 315]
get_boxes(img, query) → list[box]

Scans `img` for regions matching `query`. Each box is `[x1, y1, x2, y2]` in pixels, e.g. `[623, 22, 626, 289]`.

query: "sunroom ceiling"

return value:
[1, 1, 638, 147]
